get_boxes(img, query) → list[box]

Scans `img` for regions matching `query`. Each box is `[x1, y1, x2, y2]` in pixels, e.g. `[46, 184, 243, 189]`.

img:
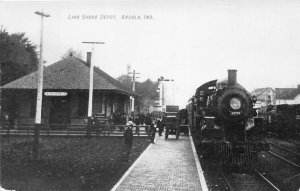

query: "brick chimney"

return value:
[228, 69, 237, 85]
[86, 52, 91, 67]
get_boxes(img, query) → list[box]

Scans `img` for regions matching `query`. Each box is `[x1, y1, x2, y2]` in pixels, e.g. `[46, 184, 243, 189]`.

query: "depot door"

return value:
[49, 96, 71, 127]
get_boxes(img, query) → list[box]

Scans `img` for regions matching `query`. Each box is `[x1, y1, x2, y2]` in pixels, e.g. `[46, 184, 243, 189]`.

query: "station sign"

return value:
[44, 92, 67, 96]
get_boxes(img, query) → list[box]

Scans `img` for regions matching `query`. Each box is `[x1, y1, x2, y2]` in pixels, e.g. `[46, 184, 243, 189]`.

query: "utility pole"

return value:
[33, 10, 50, 159]
[82, 42, 104, 137]
[82, 42, 105, 117]
[128, 69, 140, 113]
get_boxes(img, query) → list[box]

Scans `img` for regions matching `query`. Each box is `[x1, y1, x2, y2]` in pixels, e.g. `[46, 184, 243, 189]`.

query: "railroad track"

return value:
[199, 157, 278, 191]
[219, 171, 234, 191]
[219, 170, 278, 191]
[268, 151, 300, 168]
[197, 155, 229, 191]
[266, 140, 300, 168]
[254, 170, 280, 191]
[196, 139, 299, 190]
[202, 170, 231, 191]
[267, 140, 300, 157]
[201, 164, 285, 191]
[257, 141, 300, 191]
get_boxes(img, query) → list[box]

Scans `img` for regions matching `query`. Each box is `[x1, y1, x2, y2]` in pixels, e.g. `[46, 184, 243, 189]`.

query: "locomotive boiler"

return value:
[189, 70, 268, 168]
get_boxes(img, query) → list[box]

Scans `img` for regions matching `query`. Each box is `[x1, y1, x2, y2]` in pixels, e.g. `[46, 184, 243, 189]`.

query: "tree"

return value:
[135, 79, 159, 113]
[0, 27, 38, 121]
[0, 27, 38, 85]
[61, 48, 83, 60]
[117, 74, 159, 113]
[117, 74, 132, 90]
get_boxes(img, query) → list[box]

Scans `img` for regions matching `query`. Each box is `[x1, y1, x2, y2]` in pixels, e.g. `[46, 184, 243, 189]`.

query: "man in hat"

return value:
[124, 120, 134, 161]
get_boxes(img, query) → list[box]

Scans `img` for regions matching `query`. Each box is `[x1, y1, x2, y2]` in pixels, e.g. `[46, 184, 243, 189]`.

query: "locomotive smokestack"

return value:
[228, 69, 237, 85]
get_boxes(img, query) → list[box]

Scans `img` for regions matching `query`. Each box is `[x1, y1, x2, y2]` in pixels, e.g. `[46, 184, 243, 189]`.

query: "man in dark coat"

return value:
[124, 120, 134, 161]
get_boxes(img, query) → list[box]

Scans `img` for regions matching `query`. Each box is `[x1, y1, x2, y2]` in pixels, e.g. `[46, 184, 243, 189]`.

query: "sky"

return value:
[1, 0, 300, 108]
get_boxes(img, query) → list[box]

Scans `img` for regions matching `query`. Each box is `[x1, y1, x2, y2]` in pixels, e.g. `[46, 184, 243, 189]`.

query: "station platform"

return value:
[111, 133, 208, 191]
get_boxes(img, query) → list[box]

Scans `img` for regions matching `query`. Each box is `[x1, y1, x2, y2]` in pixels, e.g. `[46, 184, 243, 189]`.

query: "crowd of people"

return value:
[110, 111, 157, 126]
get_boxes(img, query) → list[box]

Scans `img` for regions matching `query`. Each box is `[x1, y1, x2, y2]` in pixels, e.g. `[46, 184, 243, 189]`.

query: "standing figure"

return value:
[124, 120, 134, 161]
[134, 114, 140, 134]
[145, 113, 152, 133]
[157, 118, 164, 136]
[149, 121, 156, 143]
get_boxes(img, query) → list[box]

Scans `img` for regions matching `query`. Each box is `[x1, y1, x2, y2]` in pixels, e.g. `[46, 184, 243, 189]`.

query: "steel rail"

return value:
[268, 151, 300, 168]
[267, 140, 300, 157]
[254, 170, 281, 191]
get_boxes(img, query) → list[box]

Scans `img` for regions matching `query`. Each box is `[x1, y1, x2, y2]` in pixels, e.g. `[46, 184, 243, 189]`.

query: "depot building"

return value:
[1, 53, 137, 125]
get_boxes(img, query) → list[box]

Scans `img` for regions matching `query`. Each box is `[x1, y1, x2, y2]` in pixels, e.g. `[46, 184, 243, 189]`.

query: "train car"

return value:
[266, 104, 300, 140]
[189, 70, 269, 168]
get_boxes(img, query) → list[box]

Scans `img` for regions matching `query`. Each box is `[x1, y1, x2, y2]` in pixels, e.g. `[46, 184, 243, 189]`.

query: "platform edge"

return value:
[189, 134, 209, 191]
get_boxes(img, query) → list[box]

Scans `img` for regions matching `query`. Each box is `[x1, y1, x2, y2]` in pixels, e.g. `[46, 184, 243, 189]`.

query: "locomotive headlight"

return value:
[230, 98, 241, 110]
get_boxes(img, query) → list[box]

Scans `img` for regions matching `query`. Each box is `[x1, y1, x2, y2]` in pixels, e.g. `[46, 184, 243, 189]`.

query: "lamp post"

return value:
[82, 42, 104, 137]
[128, 70, 140, 114]
[33, 10, 50, 159]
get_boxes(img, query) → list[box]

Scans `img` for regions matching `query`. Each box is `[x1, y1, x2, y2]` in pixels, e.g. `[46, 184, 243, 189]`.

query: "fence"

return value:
[0, 123, 150, 137]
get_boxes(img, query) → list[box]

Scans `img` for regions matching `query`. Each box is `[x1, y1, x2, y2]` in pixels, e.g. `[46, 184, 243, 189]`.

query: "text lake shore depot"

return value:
[68, 14, 153, 20]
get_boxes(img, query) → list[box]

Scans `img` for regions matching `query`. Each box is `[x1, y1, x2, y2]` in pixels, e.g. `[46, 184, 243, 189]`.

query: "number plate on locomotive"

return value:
[230, 111, 241, 116]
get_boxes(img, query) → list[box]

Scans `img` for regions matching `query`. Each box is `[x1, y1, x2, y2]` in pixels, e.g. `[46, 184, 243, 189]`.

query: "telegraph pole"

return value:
[128, 70, 140, 113]
[33, 11, 50, 159]
[82, 42, 104, 137]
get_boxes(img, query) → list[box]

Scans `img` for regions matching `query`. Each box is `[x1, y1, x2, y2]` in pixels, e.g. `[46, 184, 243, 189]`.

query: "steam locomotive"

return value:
[188, 70, 268, 168]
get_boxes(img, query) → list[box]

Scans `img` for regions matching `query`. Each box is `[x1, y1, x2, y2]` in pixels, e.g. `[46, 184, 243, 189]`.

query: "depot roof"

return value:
[1, 56, 138, 97]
